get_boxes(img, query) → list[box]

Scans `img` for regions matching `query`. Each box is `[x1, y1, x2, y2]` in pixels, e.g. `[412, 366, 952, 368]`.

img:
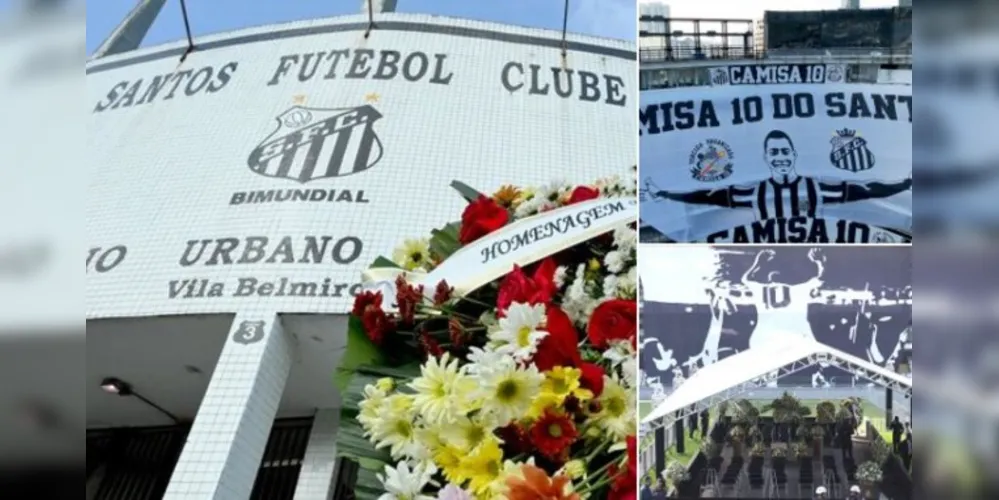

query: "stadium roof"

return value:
[642, 337, 913, 426]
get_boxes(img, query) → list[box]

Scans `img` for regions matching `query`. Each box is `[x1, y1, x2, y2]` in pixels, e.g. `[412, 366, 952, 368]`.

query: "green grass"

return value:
[640, 401, 652, 418]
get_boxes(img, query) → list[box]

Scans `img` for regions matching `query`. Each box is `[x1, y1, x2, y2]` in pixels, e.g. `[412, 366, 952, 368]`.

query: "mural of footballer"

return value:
[644, 129, 912, 222]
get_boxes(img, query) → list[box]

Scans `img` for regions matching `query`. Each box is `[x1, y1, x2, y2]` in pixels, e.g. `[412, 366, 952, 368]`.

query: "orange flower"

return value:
[492, 185, 521, 207]
[505, 464, 580, 500]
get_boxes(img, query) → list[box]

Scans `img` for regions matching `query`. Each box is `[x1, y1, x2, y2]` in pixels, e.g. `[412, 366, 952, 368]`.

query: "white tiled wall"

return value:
[163, 314, 293, 500]
[293, 409, 341, 500]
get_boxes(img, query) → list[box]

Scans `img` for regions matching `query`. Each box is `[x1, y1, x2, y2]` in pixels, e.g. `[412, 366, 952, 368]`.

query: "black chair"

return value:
[772, 457, 787, 475]
[721, 458, 743, 485]
[800, 457, 814, 487]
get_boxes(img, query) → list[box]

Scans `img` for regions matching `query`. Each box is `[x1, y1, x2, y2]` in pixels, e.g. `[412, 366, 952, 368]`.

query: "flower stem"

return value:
[457, 295, 494, 308]
[583, 438, 611, 463]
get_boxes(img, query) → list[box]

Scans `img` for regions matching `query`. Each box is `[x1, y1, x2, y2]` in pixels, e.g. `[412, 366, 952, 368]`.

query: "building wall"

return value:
[86, 13, 636, 320]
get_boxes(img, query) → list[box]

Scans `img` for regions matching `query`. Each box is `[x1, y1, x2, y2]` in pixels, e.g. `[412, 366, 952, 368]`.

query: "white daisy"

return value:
[604, 250, 625, 274]
[553, 265, 569, 288]
[489, 302, 547, 361]
[602, 274, 619, 298]
[612, 225, 636, 255]
[465, 346, 513, 376]
[475, 362, 543, 427]
[377, 461, 437, 500]
[620, 356, 638, 389]
[409, 353, 477, 426]
[369, 394, 422, 460]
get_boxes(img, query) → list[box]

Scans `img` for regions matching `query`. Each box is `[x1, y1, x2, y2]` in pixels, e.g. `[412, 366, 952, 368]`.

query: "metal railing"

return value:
[640, 44, 912, 64]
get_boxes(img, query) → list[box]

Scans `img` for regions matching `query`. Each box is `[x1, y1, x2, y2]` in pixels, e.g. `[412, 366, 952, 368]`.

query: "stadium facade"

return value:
[85, 6, 635, 500]
[639, 6, 912, 89]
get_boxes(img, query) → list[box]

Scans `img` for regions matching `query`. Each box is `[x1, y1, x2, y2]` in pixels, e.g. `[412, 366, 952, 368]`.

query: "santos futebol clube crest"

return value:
[247, 105, 384, 183]
[829, 128, 874, 173]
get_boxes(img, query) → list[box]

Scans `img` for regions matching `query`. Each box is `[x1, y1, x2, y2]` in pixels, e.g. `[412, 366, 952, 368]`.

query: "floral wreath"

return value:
[334, 170, 639, 500]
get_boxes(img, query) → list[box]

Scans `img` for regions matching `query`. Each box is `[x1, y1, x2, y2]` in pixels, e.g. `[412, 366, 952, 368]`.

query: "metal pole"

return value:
[178, 0, 196, 61]
[133, 391, 182, 424]
[560, 0, 570, 58]
[364, 0, 376, 38]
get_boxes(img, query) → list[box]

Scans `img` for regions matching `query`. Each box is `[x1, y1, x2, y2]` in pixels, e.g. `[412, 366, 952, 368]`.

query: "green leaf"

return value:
[370, 256, 401, 269]
[334, 363, 422, 498]
[429, 221, 463, 260]
[335, 411, 390, 499]
[450, 180, 485, 203]
[334, 316, 386, 394]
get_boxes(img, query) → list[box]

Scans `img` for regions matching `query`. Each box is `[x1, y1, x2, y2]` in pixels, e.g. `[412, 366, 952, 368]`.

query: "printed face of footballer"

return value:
[764, 137, 797, 178]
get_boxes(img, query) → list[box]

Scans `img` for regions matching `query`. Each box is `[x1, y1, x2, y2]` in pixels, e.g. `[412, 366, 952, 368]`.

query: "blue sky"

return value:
[86, 0, 635, 55]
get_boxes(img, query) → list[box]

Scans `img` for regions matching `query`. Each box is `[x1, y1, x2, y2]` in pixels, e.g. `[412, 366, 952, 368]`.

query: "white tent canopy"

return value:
[642, 337, 913, 426]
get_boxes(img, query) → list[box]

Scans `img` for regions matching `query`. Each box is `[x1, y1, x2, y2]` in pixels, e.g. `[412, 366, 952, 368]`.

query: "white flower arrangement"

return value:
[856, 460, 883, 483]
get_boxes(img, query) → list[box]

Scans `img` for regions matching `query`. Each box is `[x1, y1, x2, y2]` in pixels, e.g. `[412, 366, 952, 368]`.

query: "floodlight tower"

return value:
[362, 0, 398, 13]
[90, 0, 169, 60]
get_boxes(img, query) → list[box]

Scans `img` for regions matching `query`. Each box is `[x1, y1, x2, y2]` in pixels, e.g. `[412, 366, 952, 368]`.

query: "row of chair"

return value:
[821, 456, 842, 484]
[721, 456, 744, 485]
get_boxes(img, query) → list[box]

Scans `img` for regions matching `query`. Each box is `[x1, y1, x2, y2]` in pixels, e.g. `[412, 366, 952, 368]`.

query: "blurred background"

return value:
[0, 0, 85, 497]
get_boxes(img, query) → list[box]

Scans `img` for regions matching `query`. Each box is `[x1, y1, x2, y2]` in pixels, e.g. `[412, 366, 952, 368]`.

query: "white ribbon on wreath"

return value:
[361, 196, 638, 312]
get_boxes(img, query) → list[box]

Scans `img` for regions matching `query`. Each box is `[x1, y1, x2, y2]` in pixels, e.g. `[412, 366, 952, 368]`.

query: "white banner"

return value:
[363, 197, 637, 310]
[639, 84, 912, 243]
[709, 64, 846, 86]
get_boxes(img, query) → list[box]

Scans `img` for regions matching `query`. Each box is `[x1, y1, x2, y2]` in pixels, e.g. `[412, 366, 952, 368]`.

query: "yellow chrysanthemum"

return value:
[391, 238, 431, 271]
[458, 437, 505, 496]
[409, 353, 477, 426]
[357, 383, 389, 430]
[527, 366, 592, 418]
[440, 415, 492, 452]
[558, 459, 587, 480]
[432, 442, 467, 483]
[375, 377, 394, 392]
[369, 394, 420, 459]
[592, 375, 635, 440]
[544, 366, 593, 402]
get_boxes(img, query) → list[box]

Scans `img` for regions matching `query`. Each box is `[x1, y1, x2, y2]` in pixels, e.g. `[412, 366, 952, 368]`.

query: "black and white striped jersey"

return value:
[725, 176, 849, 220]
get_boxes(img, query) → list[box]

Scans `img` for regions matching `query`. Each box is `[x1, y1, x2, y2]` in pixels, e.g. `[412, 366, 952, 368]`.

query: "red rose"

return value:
[496, 259, 558, 313]
[533, 306, 582, 371]
[578, 362, 606, 397]
[609, 438, 638, 500]
[568, 185, 600, 204]
[587, 299, 637, 349]
[459, 196, 509, 244]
